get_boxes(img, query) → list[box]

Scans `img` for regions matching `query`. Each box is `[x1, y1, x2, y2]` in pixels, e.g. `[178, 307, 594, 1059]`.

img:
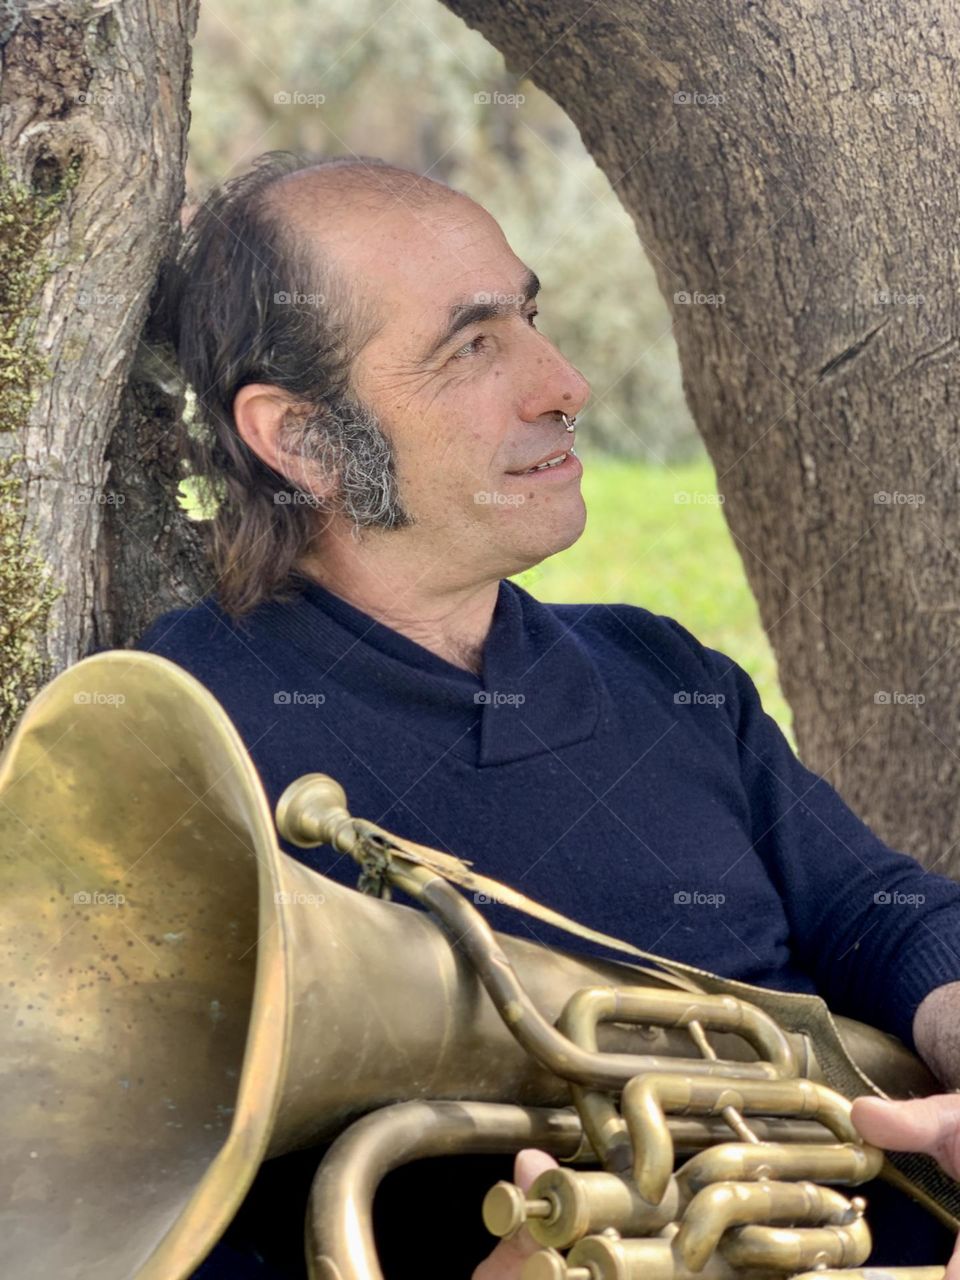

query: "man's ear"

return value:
[233, 383, 296, 473]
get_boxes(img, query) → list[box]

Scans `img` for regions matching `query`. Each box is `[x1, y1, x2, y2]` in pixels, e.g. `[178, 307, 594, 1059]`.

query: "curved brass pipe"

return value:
[675, 1140, 884, 1207]
[305, 1101, 582, 1280]
[558, 986, 795, 1174]
[559, 987, 797, 1077]
[720, 1215, 872, 1269]
[622, 1073, 868, 1204]
[675, 1180, 863, 1271]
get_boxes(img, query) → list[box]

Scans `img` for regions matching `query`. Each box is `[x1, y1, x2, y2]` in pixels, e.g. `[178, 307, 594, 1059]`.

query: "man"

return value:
[137, 151, 960, 1277]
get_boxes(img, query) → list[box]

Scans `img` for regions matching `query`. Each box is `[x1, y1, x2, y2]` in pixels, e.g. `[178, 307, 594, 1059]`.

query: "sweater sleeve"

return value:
[661, 615, 960, 1051]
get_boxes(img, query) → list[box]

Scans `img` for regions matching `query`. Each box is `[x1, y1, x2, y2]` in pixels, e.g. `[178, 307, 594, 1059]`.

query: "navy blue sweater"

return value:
[134, 573, 960, 1273]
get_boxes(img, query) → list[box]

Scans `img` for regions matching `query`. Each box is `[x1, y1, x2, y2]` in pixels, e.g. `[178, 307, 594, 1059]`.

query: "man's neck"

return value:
[296, 547, 501, 677]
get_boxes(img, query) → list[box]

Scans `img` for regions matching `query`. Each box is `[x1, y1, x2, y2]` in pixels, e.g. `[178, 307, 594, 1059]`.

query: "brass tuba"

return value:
[0, 651, 955, 1279]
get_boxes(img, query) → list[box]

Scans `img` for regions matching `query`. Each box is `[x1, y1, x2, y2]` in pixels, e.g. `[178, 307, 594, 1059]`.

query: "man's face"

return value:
[318, 191, 591, 585]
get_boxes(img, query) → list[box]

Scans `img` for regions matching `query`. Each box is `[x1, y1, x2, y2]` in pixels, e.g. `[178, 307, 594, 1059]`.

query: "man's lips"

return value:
[505, 446, 571, 475]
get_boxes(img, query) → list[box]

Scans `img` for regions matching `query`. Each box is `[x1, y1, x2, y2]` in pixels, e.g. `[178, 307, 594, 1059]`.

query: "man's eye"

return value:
[452, 334, 489, 359]
[450, 312, 538, 361]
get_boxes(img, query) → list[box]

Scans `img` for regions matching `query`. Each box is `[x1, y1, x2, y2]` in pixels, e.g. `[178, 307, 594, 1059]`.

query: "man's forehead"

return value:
[313, 194, 532, 343]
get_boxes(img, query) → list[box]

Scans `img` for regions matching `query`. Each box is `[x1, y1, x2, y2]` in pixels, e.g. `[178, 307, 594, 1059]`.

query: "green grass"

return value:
[511, 453, 794, 741]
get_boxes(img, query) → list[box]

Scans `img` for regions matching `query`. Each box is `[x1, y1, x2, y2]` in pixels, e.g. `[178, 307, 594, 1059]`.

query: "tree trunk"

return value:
[0, 0, 206, 741]
[442, 0, 960, 873]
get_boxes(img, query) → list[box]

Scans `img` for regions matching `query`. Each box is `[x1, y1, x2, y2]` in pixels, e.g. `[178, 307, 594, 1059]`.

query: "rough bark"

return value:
[0, 0, 206, 740]
[441, 0, 960, 873]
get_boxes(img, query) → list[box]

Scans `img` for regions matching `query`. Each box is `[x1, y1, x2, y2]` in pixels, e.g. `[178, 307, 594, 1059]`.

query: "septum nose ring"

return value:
[562, 413, 577, 433]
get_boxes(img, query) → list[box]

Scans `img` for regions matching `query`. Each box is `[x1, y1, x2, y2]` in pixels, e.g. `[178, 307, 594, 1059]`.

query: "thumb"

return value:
[852, 1094, 960, 1179]
[514, 1147, 561, 1192]
[472, 1148, 560, 1280]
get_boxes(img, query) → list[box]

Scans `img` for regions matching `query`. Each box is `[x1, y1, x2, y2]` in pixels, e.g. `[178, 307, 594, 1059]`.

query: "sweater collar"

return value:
[251, 575, 601, 768]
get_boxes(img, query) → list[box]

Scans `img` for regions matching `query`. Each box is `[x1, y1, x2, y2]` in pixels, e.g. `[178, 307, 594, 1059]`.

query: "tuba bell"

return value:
[0, 651, 956, 1279]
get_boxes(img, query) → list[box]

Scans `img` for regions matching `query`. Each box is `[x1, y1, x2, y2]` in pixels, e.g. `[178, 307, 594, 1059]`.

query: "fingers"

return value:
[948, 1233, 960, 1280]
[851, 1093, 960, 1180]
[471, 1149, 560, 1280]
[514, 1147, 560, 1190]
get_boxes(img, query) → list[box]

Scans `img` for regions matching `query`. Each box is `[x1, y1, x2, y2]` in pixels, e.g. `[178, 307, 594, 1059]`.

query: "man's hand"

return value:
[852, 1093, 960, 1279]
[472, 1148, 559, 1280]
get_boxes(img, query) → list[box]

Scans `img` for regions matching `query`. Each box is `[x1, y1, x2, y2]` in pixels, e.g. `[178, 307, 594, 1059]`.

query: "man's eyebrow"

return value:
[418, 268, 541, 364]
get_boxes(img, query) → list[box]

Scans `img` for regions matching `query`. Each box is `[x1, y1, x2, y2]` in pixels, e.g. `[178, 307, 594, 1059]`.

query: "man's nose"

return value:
[518, 343, 591, 424]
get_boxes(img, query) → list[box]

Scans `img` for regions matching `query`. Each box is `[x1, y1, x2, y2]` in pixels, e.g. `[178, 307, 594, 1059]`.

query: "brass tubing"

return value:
[622, 1073, 868, 1204]
[720, 1215, 872, 1269]
[675, 1180, 862, 1271]
[685, 1019, 760, 1148]
[485, 1167, 680, 1251]
[670, 1116, 835, 1151]
[306, 1101, 582, 1280]
[557, 988, 787, 1173]
[532, 1234, 739, 1280]
[409, 868, 780, 1092]
[675, 1141, 884, 1206]
[560, 987, 797, 1078]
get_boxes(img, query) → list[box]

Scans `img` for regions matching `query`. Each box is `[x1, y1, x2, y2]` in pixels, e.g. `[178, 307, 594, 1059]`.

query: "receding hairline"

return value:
[259, 158, 461, 233]
[253, 159, 470, 363]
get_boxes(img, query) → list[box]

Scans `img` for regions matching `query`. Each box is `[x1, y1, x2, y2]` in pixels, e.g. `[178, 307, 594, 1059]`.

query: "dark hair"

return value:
[160, 151, 420, 616]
